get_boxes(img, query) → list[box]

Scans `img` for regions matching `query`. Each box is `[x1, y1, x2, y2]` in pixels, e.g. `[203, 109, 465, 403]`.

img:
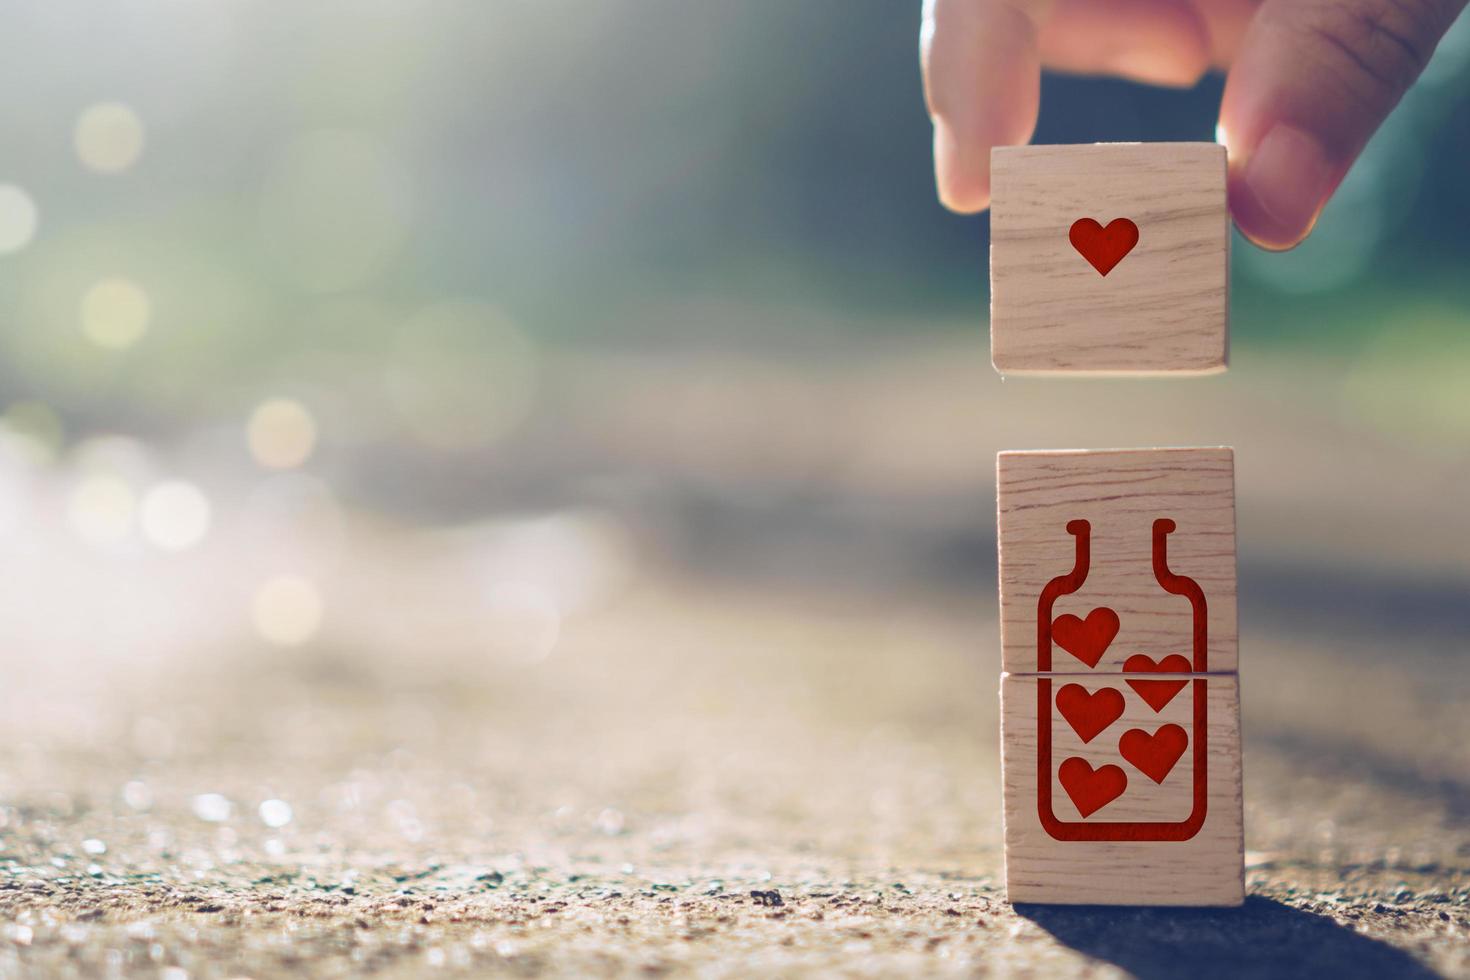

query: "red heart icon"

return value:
[1119, 724, 1188, 784]
[1055, 684, 1125, 744]
[1052, 607, 1120, 668]
[1058, 757, 1127, 817]
[1069, 217, 1139, 276]
[1123, 654, 1191, 711]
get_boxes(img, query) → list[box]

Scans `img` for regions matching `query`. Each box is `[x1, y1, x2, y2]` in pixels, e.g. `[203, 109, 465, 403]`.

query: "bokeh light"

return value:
[0, 184, 38, 254]
[122, 781, 153, 812]
[259, 799, 293, 828]
[191, 793, 232, 823]
[67, 475, 136, 546]
[80, 276, 151, 349]
[139, 480, 211, 551]
[247, 399, 317, 469]
[74, 103, 146, 174]
[252, 575, 323, 647]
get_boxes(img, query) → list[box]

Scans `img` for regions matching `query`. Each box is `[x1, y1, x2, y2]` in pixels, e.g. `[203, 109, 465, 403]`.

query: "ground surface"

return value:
[0, 339, 1467, 977]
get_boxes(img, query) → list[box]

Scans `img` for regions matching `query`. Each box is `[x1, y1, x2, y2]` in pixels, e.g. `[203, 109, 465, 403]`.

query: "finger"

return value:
[1189, 0, 1260, 68]
[1219, 0, 1468, 250]
[1037, 0, 1213, 87]
[921, 0, 1044, 213]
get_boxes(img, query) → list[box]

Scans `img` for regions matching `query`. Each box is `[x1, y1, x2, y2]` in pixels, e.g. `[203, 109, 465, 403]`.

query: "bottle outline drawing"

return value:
[1035, 518, 1209, 842]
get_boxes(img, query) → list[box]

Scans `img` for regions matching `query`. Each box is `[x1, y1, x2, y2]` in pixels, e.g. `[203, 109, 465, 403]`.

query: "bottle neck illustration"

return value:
[1151, 518, 1208, 672]
[1036, 518, 1208, 672]
[1036, 520, 1090, 672]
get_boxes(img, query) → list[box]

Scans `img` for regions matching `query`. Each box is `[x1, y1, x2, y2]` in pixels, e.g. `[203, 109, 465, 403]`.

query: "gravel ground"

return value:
[2, 575, 1467, 979]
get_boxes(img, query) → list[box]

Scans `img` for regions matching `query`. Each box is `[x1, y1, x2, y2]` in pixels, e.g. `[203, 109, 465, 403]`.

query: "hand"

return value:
[920, 0, 1468, 250]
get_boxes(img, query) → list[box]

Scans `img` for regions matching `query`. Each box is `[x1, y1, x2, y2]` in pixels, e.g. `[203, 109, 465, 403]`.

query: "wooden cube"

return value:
[997, 448, 1237, 675]
[990, 143, 1229, 376]
[997, 447, 1242, 906]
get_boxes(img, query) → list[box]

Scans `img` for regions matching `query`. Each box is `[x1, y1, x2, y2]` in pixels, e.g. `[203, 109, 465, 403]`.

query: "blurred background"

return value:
[0, 3, 1468, 975]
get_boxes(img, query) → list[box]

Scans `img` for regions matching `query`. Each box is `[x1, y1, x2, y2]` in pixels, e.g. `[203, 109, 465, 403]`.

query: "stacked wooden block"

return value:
[990, 143, 1243, 906]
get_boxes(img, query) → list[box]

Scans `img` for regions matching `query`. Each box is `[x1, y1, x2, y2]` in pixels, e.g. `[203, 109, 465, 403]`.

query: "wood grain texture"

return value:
[1001, 673, 1244, 906]
[990, 143, 1229, 375]
[997, 448, 1237, 674]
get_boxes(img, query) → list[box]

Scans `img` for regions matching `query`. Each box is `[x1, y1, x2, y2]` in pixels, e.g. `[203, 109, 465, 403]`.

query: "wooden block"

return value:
[990, 143, 1229, 375]
[1000, 672, 1243, 905]
[997, 447, 1242, 905]
[997, 448, 1237, 675]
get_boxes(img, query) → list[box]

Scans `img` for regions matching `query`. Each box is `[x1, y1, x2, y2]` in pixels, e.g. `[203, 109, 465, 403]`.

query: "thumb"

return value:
[1220, 0, 1467, 250]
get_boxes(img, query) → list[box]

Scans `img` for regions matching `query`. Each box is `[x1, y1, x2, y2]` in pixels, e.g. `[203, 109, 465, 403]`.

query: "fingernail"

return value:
[932, 117, 988, 212]
[1240, 124, 1334, 246]
[932, 115, 956, 177]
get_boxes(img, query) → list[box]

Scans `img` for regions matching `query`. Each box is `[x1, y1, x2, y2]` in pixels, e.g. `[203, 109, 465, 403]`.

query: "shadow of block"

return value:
[1016, 896, 1439, 980]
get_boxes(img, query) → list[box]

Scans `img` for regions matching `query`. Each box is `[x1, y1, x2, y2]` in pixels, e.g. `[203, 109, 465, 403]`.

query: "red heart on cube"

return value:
[1056, 683, 1125, 744]
[1058, 757, 1127, 817]
[1119, 724, 1189, 784]
[1052, 607, 1120, 668]
[1069, 217, 1139, 276]
[1123, 654, 1191, 711]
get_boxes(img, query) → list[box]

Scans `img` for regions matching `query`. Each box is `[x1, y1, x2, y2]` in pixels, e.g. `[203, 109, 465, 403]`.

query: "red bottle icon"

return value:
[1036, 518, 1208, 841]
